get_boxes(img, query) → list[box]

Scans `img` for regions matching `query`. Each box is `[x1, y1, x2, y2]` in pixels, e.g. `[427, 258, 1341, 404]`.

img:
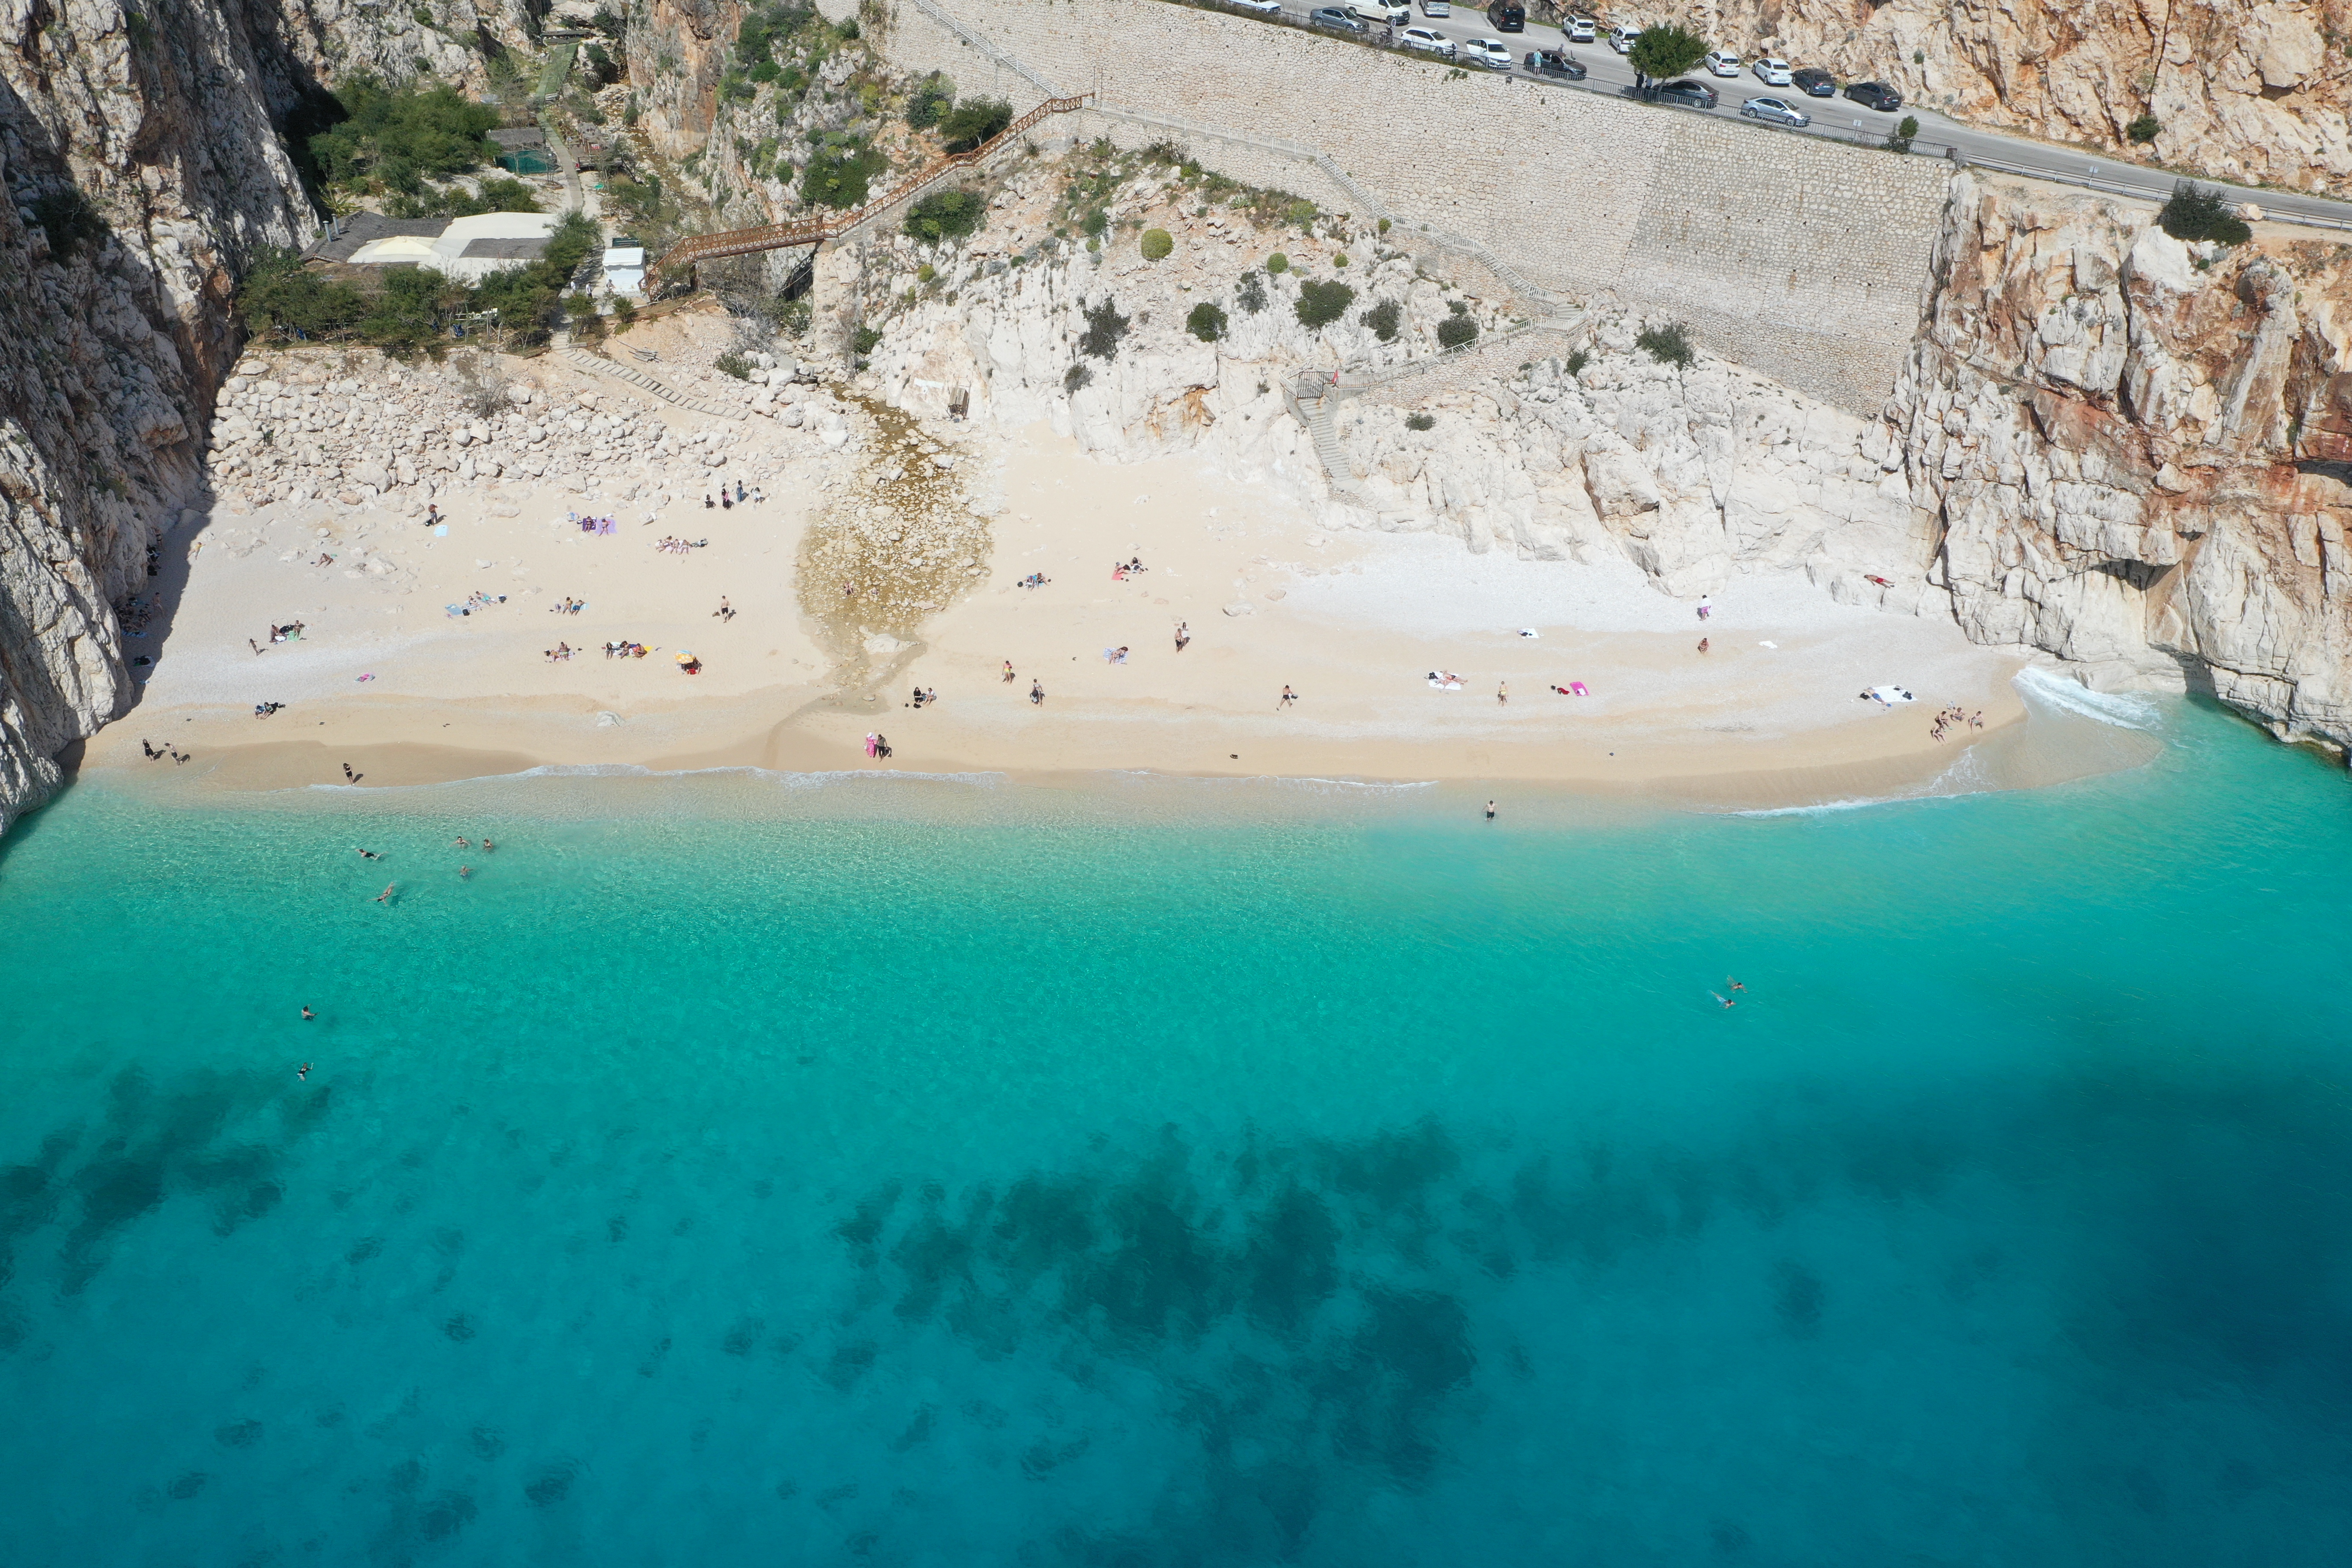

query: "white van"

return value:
[1608, 24, 1642, 53]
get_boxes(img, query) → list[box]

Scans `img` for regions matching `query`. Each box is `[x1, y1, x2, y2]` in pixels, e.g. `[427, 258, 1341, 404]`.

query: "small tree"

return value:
[1187, 301, 1227, 342]
[1628, 24, 1706, 94]
[1140, 227, 1173, 261]
[937, 97, 1012, 153]
[565, 291, 605, 343]
[2160, 182, 2251, 246]
[1235, 270, 1268, 314]
[1079, 297, 1129, 360]
[1436, 313, 1478, 351]
[1361, 299, 1401, 342]
[2127, 112, 2161, 144]
[1295, 279, 1355, 330]
[611, 297, 637, 332]
[906, 74, 953, 130]
[1265, 252, 1289, 274]
[1888, 115, 1919, 154]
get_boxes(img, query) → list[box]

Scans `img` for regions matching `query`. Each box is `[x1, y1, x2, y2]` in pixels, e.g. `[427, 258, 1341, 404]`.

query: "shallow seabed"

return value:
[3, 696, 2349, 1567]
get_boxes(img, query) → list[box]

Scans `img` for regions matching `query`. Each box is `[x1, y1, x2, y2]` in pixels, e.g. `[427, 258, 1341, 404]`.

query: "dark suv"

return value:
[1524, 49, 1587, 80]
[1844, 80, 1902, 111]
[1790, 67, 1835, 97]
[1652, 78, 1718, 110]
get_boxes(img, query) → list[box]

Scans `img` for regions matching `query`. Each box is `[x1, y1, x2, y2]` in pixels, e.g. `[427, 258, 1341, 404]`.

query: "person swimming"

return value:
[375, 883, 397, 904]
[300, 1006, 315, 1021]
[1711, 991, 1736, 1009]
[1727, 977, 1746, 992]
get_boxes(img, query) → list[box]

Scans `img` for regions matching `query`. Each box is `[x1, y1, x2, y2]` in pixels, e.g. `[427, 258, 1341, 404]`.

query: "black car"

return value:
[1523, 48, 1587, 80]
[1652, 78, 1718, 110]
[1308, 6, 1369, 31]
[1488, 1, 1526, 29]
[1844, 80, 1902, 111]
[1790, 66, 1836, 97]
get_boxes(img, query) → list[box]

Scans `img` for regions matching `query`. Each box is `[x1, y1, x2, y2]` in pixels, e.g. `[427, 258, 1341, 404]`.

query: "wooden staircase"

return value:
[645, 95, 1090, 293]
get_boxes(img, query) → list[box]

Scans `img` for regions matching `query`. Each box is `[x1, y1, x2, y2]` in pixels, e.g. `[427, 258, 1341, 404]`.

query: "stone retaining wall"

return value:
[879, 0, 1951, 413]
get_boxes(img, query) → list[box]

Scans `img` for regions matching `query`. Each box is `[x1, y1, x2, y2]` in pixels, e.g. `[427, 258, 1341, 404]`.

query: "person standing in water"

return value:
[1485, 800, 1496, 821]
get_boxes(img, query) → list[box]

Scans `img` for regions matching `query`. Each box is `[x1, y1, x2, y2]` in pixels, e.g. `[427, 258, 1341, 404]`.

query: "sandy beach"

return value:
[95, 319, 2036, 812]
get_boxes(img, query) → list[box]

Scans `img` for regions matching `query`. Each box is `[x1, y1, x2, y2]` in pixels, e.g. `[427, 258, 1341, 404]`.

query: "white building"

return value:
[601, 242, 646, 297]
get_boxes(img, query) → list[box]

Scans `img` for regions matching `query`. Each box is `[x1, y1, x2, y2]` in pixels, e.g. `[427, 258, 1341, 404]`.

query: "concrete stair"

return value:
[563, 349, 745, 420]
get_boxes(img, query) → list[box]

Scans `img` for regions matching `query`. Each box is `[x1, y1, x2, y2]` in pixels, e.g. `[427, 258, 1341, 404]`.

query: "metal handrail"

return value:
[645, 94, 1091, 290]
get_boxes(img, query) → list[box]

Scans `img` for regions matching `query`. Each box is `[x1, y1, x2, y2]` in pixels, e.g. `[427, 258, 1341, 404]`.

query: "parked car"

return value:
[1652, 78, 1718, 109]
[1346, 0, 1408, 21]
[1739, 95, 1810, 127]
[1523, 48, 1588, 80]
[1309, 6, 1369, 32]
[1790, 66, 1836, 96]
[1752, 56, 1792, 86]
[1844, 80, 1903, 111]
[1399, 24, 1456, 53]
[1703, 49, 1741, 77]
[1228, 0, 1284, 12]
[1460, 36, 1514, 68]
[1419, 0, 1450, 15]
[1487, 1, 1526, 29]
[1608, 24, 1642, 52]
[1563, 15, 1598, 43]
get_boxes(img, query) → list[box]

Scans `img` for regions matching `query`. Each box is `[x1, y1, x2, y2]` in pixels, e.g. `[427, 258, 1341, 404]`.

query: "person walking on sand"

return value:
[1697, 637, 1710, 655]
[1030, 680, 1044, 706]
[1498, 681, 1508, 705]
[1002, 661, 1016, 683]
[1697, 594, 1713, 622]
[342, 763, 354, 781]
[1174, 622, 1190, 653]
[1278, 685, 1297, 710]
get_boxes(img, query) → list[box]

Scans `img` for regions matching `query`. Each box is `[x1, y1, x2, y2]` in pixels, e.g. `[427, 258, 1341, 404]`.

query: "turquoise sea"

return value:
[3, 691, 2350, 1566]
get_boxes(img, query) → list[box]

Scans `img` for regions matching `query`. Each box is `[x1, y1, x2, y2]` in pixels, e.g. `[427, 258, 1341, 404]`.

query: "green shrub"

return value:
[1266, 252, 1289, 274]
[903, 187, 984, 242]
[916, 262, 936, 283]
[906, 74, 953, 130]
[1362, 299, 1400, 342]
[1888, 115, 1918, 155]
[1332, 251, 1348, 267]
[1405, 412, 1434, 431]
[715, 351, 751, 379]
[1436, 313, 1479, 350]
[1636, 321, 1695, 367]
[1377, 217, 1390, 234]
[1080, 297, 1129, 360]
[799, 138, 885, 209]
[1295, 279, 1355, 330]
[2128, 112, 2161, 144]
[236, 246, 367, 337]
[309, 78, 498, 192]
[1235, 270, 1267, 314]
[1285, 199, 1316, 225]
[1081, 208, 1109, 239]
[1063, 361, 1093, 392]
[1186, 301, 1227, 342]
[853, 324, 882, 355]
[1565, 348, 1589, 376]
[359, 266, 465, 355]
[2160, 181, 2251, 246]
[1139, 227, 1173, 261]
[938, 96, 1012, 153]
[564, 291, 604, 342]
[611, 297, 637, 331]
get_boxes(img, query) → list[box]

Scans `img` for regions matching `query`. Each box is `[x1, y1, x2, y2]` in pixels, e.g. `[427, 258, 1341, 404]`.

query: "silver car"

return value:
[1740, 95, 1810, 127]
[1399, 24, 1456, 54]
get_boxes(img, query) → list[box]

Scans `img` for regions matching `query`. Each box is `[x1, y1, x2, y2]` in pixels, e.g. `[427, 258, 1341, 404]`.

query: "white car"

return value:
[1347, 0, 1409, 21]
[1419, 0, 1449, 15]
[1704, 49, 1741, 77]
[1608, 24, 1641, 53]
[1739, 95, 1810, 127]
[1563, 15, 1597, 42]
[1228, 0, 1283, 12]
[1752, 56, 1792, 86]
[1460, 36, 1513, 68]
[1400, 24, 1456, 53]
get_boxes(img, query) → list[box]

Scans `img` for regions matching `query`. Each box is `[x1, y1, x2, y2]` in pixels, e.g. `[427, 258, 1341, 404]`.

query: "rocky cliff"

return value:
[1697, 0, 2352, 196]
[0, 0, 335, 833]
[1893, 174, 2352, 747]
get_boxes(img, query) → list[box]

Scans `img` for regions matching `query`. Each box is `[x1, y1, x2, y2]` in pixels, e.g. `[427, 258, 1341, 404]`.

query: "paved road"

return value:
[1263, 3, 2352, 232]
